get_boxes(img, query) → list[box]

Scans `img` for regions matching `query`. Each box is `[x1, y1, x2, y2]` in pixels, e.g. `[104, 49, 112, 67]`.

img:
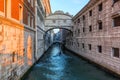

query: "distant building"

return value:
[66, 0, 120, 75]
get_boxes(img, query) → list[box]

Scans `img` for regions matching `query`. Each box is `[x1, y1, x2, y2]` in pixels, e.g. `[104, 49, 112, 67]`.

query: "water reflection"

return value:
[22, 43, 119, 80]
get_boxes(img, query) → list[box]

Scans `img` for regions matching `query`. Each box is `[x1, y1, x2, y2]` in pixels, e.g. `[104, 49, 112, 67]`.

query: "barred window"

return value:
[112, 47, 119, 58]
[113, 16, 120, 27]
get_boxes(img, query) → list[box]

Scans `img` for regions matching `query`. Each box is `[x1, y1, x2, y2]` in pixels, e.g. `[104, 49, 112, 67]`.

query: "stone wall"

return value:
[66, 0, 120, 75]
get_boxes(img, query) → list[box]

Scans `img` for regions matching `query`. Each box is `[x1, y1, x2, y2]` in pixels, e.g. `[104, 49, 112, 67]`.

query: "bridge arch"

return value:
[43, 27, 72, 39]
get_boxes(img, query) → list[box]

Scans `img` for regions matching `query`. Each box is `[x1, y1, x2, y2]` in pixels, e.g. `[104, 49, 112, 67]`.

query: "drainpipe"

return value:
[34, 0, 37, 61]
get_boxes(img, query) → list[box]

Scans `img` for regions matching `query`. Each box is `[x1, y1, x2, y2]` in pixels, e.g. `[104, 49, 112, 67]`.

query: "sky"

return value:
[50, 0, 90, 16]
[53, 29, 60, 33]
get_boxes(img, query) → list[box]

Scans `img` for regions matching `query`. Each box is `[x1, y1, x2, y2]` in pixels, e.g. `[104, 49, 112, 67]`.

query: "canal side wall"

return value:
[66, 0, 120, 76]
[0, 0, 37, 80]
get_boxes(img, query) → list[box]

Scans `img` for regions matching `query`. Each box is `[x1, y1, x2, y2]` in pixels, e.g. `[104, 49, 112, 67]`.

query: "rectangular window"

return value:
[88, 44, 91, 50]
[112, 47, 119, 58]
[78, 19, 80, 23]
[83, 15, 85, 20]
[83, 27, 85, 32]
[78, 43, 79, 47]
[28, 13, 30, 27]
[98, 45, 102, 53]
[98, 3, 103, 11]
[98, 21, 102, 30]
[12, 52, 15, 62]
[113, 16, 120, 27]
[89, 10, 92, 16]
[78, 29, 80, 33]
[89, 25, 92, 32]
[31, 16, 34, 28]
[19, 5, 23, 23]
[82, 43, 84, 48]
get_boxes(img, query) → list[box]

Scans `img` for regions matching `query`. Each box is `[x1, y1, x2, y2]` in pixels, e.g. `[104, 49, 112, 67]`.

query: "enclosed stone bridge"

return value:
[45, 10, 73, 31]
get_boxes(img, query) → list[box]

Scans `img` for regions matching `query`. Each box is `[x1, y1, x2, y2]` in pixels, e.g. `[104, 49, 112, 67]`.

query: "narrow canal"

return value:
[22, 43, 119, 80]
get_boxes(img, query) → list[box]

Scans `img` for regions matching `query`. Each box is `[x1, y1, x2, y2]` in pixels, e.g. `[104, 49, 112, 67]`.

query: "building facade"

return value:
[35, 0, 45, 60]
[42, 0, 51, 16]
[0, 0, 36, 80]
[66, 0, 120, 75]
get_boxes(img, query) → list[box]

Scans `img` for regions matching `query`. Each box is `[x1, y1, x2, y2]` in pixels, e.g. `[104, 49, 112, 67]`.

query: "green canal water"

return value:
[22, 43, 119, 80]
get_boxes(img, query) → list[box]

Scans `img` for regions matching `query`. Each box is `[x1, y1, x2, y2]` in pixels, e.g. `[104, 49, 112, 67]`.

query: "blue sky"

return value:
[50, 0, 90, 16]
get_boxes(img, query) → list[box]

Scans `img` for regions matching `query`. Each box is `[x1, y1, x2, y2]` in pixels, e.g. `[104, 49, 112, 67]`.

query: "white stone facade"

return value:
[35, 0, 46, 60]
[45, 10, 73, 31]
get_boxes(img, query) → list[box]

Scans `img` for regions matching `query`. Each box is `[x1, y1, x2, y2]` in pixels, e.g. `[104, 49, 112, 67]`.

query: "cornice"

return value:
[73, 0, 100, 20]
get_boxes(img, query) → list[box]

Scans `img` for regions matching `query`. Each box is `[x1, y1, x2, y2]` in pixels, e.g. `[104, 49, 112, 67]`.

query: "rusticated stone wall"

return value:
[66, 0, 120, 75]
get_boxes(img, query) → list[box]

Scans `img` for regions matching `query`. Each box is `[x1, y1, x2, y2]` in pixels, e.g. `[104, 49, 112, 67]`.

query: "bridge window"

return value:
[113, 16, 120, 27]
[98, 45, 102, 53]
[112, 47, 119, 58]
[98, 3, 103, 11]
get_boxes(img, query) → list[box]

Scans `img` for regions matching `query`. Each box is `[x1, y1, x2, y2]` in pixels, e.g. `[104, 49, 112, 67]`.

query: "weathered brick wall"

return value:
[66, 0, 120, 75]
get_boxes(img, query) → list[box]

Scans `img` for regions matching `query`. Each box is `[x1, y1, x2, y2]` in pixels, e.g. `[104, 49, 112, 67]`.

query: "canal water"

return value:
[22, 43, 119, 80]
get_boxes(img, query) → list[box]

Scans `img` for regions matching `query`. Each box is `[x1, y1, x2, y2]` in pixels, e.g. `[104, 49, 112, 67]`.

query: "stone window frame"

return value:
[88, 44, 92, 50]
[82, 43, 84, 48]
[112, 47, 119, 58]
[98, 3, 103, 11]
[28, 13, 31, 27]
[31, 16, 34, 28]
[89, 10, 92, 16]
[97, 45, 102, 53]
[98, 20, 103, 30]
[89, 25, 92, 32]
[112, 16, 120, 27]
[19, 4, 23, 23]
[83, 27, 85, 33]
